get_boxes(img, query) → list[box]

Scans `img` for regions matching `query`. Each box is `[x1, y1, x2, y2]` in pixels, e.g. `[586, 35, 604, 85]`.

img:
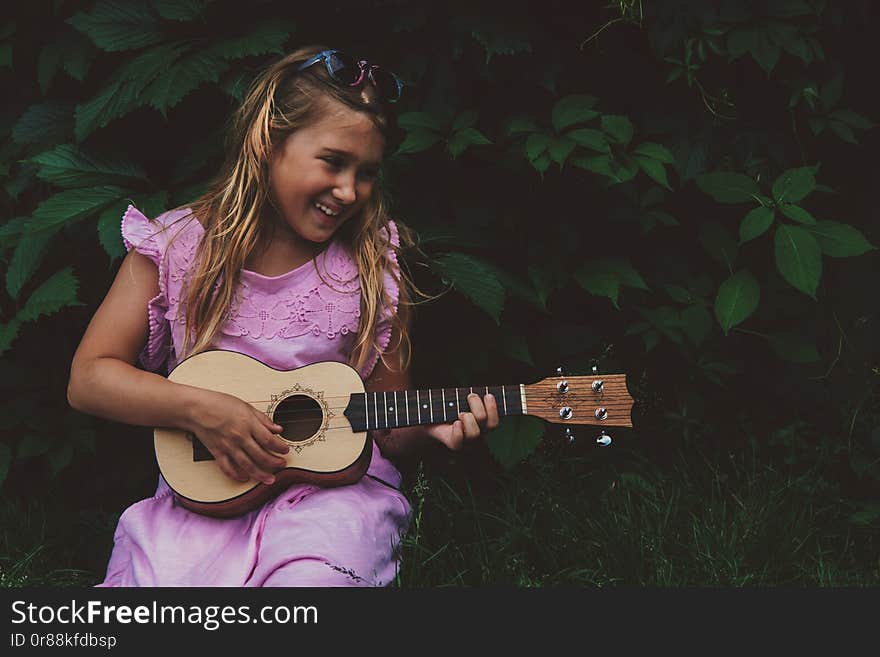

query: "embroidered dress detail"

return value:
[100, 205, 410, 587]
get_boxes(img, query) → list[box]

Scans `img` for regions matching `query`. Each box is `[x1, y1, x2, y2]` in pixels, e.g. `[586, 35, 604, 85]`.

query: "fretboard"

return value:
[344, 385, 525, 432]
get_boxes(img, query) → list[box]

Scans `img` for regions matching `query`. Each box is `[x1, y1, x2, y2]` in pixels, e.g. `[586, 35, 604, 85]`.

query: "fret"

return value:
[393, 391, 399, 427]
[428, 389, 433, 423]
[441, 388, 447, 422]
[501, 385, 508, 414]
[416, 390, 421, 424]
[374, 392, 381, 429]
[443, 387, 460, 419]
[405, 391, 410, 426]
[455, 387, 460, 416]
[384, 391, 388, 429]
[364, 392, 370, 430]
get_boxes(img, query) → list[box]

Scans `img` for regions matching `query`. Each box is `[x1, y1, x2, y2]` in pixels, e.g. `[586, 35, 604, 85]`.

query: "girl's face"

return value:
[266, 99, 385, 245]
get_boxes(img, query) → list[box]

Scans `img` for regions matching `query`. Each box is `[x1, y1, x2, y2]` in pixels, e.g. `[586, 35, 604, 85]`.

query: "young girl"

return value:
[67, 46, 499, 587]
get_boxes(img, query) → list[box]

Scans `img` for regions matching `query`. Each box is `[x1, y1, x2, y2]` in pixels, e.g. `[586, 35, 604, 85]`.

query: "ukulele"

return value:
[155, 349, 634, 517]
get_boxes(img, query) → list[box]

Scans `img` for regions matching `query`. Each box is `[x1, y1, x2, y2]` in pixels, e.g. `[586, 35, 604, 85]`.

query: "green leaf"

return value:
[574, 258, 648, 309]
[575, 269, 620, 307]
[664, 285, 694, 304]
[681, 305, 713, 346]
[210, 19, 295, 63]
[600, 115, 634, 145]
[771, 167, 816, 203]
[525, 132, 552, 161]
[774, 224, 822, 299]
[447, 128, 491, 159]
[485, 415, 544, 469]
[634, 156, 672, 190]
[829, 109, 875, 130]
[398, 112, 445, 131]
[807, 221, 877, 257]
[820, 73, 843, 110]
[551, 94, 599, 132]
[29, 144, 147, 189]
[829, 120, 857, 144]
[154, 0, 210, 21]
[17, 267, 82, 323]
[48, 442, 74, 476]
[633, 142, 675, 163]
[548, 136, 576, 167]
[531, 152, 552, 175]
[396, 128, 442, 155]
[779, 204, 817, 225]
[97, 202, 128, 260]
[145, 48, 230, 116]
[6, 232, 53, 300]
[696, 171, 760, 203]
[0, 443, 10, 487]
[431, 253, 506, 323]
[714, 270, 760, 335]
[17, 433, 52, 460]
[566, 128, 609, 152]
[527, 264, 555, 310]
[699, 221, 739, 269]
[504, 116, 539, 135]
[75, 41, 191, 140]
[740, 206, 775, 243]
[12, 102, 75, 146]
[0, 319, 22, 356]
[67, 0, 166, 52]
[26, 186, 129, 236]
[501, 332, 534, 366]
[570, 154, 615, 179]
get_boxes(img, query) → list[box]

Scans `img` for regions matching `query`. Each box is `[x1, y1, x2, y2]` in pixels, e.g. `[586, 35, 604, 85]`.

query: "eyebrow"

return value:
[321, 148, 381, 168]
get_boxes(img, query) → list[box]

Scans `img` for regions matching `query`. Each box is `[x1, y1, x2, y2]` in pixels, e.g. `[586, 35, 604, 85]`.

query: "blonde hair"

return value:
[161, 46, 420, 374]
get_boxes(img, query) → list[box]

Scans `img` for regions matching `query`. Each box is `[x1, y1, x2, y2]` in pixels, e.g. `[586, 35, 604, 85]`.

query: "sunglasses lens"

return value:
[326, 52, 360, 85]
[370, 68, 401, 101]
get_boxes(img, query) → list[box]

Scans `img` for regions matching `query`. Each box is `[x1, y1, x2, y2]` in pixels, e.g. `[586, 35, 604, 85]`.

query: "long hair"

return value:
[162, 45, 419, 374]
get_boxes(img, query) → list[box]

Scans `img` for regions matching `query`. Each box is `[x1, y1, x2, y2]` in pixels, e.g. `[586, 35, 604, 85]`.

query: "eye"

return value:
[320, 156, 343, 168]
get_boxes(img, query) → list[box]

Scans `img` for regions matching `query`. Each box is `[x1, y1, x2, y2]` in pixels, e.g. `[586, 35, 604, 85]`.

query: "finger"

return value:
[255, 424, 291, 457]
[231, 449, 275, 486]
[467, 393, 488, 427]
[218, 454, 249, 483]
[484, 393, 500, 429]
[459, 411, 480, 440]
[449, 420, 466, 451]
[241, 438, 286, 479]
[253, 409, 290, 454]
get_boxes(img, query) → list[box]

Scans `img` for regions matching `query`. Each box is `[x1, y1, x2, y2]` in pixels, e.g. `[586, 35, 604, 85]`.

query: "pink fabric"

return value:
[99, 206, 410, 587]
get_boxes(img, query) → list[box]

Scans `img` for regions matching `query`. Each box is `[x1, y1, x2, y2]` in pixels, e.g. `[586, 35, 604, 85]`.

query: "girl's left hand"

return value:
[424, 393, 499, 451]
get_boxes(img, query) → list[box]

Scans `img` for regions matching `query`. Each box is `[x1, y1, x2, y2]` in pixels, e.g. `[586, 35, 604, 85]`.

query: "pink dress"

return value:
[98, 205, 411, 587]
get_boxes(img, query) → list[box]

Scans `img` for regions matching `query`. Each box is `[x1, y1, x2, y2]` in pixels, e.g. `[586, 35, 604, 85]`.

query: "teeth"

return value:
[314, 202, 338, 217]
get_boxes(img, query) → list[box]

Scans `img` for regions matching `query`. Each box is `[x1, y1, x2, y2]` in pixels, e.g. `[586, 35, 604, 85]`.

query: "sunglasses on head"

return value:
[296, 49, 403, 103]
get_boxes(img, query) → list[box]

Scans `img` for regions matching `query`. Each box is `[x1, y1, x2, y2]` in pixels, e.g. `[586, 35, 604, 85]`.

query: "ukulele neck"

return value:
[344, 385, 525, 431]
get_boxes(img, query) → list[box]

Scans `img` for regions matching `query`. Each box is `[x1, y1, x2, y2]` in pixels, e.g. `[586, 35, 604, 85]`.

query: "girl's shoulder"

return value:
[121, 205, 203, 265]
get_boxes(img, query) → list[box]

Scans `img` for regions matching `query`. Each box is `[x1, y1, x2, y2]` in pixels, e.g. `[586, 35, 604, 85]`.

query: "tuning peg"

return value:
[596, 431, 612, 447]
[556, 366, 564, 377]
[564, 427, 575, 445]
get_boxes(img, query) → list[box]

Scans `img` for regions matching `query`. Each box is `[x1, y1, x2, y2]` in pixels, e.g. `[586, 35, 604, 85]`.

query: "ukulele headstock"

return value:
[524, 367, 634, 430]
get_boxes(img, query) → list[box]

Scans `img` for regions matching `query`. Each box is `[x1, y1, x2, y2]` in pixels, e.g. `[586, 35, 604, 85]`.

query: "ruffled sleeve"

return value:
[359, 219, 402, 380]
[120, 205, 173, 373]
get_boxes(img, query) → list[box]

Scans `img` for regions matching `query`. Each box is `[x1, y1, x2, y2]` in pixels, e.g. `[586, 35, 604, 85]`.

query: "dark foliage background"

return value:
[0, 0, 877, 585]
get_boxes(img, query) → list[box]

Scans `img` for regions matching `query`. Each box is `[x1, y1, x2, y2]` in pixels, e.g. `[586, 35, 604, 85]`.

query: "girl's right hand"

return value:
[187, 389, 290, 485]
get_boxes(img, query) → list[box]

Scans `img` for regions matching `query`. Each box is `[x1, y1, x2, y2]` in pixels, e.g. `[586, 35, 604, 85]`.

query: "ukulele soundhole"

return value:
[274, 394, 324, 443]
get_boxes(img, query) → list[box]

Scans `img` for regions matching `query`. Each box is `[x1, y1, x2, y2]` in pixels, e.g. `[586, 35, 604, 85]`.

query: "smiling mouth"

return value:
[314, 201, 340, 218]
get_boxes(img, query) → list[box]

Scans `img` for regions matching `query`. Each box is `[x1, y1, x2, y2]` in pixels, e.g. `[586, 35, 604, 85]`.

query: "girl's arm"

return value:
[363, 288, 499, 458]
[67, 250, 290, 485]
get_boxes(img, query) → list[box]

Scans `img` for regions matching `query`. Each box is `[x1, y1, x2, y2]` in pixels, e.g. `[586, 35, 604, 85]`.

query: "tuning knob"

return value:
[565, 427, 575, 445]
[591, 380, 604, 393]
[595, 407, 608, 421]
[559, 406, 573, 420]
[596, 432, 612, 447]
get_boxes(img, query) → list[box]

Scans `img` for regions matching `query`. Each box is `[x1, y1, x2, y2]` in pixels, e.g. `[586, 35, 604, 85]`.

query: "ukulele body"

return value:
[154, 350, 371, 518]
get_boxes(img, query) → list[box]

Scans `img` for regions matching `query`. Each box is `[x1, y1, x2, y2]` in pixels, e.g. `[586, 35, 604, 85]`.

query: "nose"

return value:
[332, 172, 357, 205]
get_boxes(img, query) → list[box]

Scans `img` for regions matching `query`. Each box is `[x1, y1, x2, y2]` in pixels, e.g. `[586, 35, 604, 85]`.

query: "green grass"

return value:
[1, 443, 877, 588]
[395, 445, 879, 587]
